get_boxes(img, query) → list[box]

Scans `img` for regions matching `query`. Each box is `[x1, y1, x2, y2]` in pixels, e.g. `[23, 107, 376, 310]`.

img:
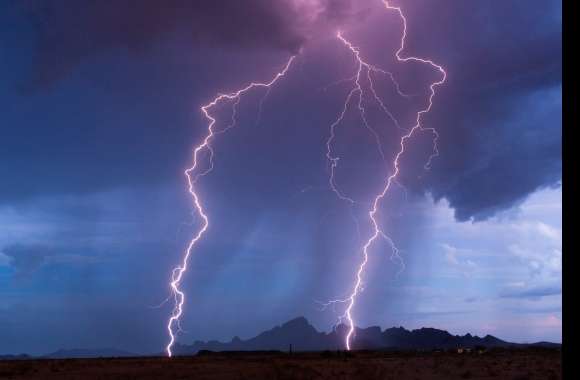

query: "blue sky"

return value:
[0, 0, 561, 355]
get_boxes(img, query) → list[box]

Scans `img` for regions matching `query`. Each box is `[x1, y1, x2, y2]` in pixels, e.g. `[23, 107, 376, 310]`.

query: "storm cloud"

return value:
[5, 0, 560, 220]
[16, 0, 366, 90]
[383, 0, 562, 220]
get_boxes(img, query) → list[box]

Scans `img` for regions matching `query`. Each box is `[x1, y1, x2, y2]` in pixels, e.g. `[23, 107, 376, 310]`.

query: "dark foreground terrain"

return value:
[0, 348, 561, 380]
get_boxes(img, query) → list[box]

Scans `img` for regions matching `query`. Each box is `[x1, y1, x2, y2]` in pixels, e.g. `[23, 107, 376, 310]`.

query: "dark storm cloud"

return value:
[390, 0, 562, 220]
[3, 0, 561, 221]
[18, 0, 308, 90]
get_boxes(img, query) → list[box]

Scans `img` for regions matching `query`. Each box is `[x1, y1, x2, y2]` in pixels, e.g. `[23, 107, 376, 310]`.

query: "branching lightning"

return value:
[165, 0, 446, 357]
[325, 32, 408, 204]
[165, 56, 296, 357]
[323, 1, 447, 350]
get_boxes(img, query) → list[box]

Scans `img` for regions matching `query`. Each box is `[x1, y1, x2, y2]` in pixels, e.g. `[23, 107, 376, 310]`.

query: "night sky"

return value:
[0, 0, 561, 355]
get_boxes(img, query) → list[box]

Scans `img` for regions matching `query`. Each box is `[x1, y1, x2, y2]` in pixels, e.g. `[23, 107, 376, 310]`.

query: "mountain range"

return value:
[1, 316, 560, 359]
[171, 316, 559, 355]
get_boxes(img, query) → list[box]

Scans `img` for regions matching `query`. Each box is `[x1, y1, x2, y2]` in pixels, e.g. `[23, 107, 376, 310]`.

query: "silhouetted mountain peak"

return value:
[281, 316, 314, 331]
[361, 326, 381, 333]
[248, 316, 320, 351]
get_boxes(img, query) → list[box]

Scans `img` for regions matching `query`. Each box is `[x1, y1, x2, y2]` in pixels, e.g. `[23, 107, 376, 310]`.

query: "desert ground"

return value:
[0, 348, 561, 380]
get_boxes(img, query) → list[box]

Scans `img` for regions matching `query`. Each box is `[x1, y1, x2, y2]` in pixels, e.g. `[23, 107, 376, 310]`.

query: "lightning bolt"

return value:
[165, 56, 296, 357]
[324, 1, 446, 350]
[165, 0, 446, 357]
[325, 33, 407, 204]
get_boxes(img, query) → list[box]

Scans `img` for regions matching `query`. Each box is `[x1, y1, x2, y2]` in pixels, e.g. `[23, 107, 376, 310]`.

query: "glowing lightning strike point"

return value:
[328, 2, 447, 351]
[166, 56, 296, 357]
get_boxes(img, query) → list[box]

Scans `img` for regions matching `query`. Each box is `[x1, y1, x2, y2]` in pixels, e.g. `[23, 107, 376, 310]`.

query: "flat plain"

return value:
[0, 348, 561, 380]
